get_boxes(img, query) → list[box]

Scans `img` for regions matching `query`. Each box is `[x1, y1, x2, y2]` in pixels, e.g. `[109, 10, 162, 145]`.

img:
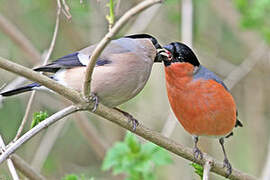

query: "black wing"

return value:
[34, 52, 111, 73]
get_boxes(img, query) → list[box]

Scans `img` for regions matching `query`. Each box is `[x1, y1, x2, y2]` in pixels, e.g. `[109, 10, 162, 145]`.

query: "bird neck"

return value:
[164, 63, 195, 90]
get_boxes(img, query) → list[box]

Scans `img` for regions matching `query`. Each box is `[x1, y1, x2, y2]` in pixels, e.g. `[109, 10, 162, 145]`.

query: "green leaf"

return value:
[30, 111, 48, 128]
[62, 174, 94, 180]
[141, 143, 173, 166]
[106, 0, 115, 27]
[102, 142, 129, 171]
[62, 174, 79, 180]
[125, 132, 141, 153]
[102, 132, 173, 180]
[233, 0, 270, 43]
[190, 163, 203, 180]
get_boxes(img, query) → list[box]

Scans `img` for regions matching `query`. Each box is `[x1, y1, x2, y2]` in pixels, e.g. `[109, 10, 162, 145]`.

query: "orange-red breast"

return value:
[162, 42, 242, 176]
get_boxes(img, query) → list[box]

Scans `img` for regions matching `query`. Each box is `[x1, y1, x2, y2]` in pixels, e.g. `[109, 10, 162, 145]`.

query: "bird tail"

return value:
[0, 82, 41, 97]
[235, 119, 243, 128]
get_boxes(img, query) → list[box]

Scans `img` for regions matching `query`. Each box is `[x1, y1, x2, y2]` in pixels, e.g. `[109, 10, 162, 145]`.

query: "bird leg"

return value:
[113, 108, 138, 131]
[219, 138, 232, 177]
[89, 93, 99, 112]
[225, 132, 234, 139]
[193, 136, 203, 160]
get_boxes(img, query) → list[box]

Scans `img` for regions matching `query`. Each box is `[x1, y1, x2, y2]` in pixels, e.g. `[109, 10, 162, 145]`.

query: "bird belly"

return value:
[166, 79, 236, 137]
[56, 62, 152, 108]
[91, 63, 152, 107]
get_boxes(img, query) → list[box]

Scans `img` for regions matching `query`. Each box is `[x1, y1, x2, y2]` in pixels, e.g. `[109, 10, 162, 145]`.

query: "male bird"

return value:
[1, 34, 164, 129]
[161, 42, 242, 176]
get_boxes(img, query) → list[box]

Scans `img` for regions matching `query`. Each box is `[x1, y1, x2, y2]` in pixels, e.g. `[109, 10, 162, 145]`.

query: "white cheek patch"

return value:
[78, 53, 90, 66]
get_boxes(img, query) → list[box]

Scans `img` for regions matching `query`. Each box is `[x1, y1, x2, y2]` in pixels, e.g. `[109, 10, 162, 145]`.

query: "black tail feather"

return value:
[235, 119, 243, 128]
[1, 83, 41, 96]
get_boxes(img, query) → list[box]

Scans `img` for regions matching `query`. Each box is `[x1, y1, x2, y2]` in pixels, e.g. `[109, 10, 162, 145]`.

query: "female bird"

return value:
[162, 42, 242, 176]
[1, 34, 164, 129]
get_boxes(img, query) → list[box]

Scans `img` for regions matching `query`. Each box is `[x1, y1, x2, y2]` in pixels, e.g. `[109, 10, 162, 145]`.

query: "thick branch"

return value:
[82, 0, 164, 98]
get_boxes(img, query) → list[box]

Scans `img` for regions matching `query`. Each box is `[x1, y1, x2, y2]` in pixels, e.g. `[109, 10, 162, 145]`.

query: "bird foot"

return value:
[113, 108, 138, 131]
[128, 115, 139, 131]
[89, 93, 99, 112]
[223, 158, 232, 178]
[193, 147, 203, 160]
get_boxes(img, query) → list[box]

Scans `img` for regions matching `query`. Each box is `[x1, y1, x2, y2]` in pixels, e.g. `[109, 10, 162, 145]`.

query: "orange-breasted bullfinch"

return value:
[0, 34, 165, 129]
[161, 42, 243, 176]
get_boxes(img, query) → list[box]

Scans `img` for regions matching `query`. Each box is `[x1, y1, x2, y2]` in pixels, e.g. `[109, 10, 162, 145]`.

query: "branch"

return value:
[0, 56, 257, 180]
[13, 92, 36, 141]
[82, 0, 164, 98]
[0, 105, 78, 164]
[0, 13, 41, 63]
[13, 0, 62, 142]
[11, 154, 46, 180]
[0, 136, 19, 180]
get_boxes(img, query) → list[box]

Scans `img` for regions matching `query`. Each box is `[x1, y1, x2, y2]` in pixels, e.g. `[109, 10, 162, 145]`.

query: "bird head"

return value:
[125, 34, 165, 63]
[162, 42, 200, 67]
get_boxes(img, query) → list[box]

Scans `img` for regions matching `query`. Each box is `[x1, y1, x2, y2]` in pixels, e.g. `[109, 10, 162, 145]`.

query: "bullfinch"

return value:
[161, 42, 243, 176]
[1, 34, 165, 129]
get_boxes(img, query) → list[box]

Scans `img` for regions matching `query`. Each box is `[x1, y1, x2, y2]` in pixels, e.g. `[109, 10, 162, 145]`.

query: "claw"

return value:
[90, 93, 99, 112]
[113, 108, 139, 131]
[128, 116, 139, 131]
[193, 147, 203, 160]
[193, 136, 203, 160]
[223, 158, 232, 177]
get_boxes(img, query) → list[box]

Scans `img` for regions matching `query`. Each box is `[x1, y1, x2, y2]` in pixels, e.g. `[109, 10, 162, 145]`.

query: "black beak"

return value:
[154, 48, 170, 63]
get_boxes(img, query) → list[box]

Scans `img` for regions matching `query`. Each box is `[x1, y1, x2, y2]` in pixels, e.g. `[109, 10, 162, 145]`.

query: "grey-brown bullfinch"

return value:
[1, 34, 166, 129]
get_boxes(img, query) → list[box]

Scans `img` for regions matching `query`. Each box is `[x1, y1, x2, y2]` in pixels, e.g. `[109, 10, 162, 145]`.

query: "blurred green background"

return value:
[0, 0, 270, 179]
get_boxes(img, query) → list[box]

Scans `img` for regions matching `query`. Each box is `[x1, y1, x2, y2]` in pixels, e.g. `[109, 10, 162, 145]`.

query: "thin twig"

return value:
[12, 0, 62, 142]
[0, 13, 41, 63]
[0, 136, 19, 180]
[44, 0, 61, 65]
[61, 0, 72, 20]
[82, 0, 164, 99]
[11, 154, 46, 180]
[203, 159, 212, 180]
[13, 92, 36, 141]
